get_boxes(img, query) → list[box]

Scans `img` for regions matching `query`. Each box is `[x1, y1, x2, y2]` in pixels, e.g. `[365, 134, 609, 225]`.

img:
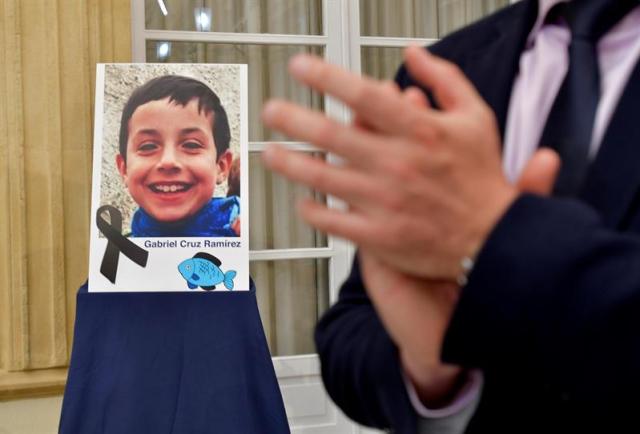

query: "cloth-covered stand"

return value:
[59, 281, 289, 434]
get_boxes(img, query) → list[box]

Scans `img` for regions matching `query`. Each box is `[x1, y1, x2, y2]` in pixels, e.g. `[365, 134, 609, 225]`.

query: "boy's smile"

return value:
[116, 97, 231, 223]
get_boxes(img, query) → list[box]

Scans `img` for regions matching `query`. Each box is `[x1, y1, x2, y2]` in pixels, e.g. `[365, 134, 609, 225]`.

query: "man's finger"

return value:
[403, 86, 430, 108]
[261, 144, 380, 206]
[354, 84, 429, 131]
[262, 99, 387, 167]
[353, 81, 401, 131]
[287, 53, 441, 140]
[404, 45, 482, 111]
[516, 148, 561, 196]
[297, 199, 376, 246]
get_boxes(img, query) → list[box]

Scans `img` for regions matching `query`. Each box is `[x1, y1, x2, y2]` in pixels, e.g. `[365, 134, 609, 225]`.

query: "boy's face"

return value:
[116, 97, 232, 223]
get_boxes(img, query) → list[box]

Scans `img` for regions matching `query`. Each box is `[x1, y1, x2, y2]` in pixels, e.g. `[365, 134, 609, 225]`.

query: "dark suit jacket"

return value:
[315, 1, 640, 433]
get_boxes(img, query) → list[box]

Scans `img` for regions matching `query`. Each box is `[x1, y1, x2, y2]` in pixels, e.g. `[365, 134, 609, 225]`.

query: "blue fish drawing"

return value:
[178, 252, 237, 291]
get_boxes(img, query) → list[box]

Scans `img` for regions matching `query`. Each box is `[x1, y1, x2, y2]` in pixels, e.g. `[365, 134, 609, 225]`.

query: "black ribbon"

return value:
[96, 205, 149, 283]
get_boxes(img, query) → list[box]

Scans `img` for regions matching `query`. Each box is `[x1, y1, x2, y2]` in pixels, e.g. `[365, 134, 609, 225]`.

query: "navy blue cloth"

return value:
[131, 196, 240, 237]
[59, 281, 289, 434]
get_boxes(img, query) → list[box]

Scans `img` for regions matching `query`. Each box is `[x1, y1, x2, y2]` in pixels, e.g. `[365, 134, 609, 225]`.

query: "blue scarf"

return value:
[131, 196, 240, 237]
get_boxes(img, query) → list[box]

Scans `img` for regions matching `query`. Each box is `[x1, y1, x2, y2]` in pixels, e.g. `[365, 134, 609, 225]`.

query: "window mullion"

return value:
[131, 0, 146, 61]
[360, 36, 438, 48]
[346, 0, 362, 74]
[250, 248, 335, 261]
[143, 30, 327, 46]
[249, 142, 319, 153]
[322, 0, 356, 302]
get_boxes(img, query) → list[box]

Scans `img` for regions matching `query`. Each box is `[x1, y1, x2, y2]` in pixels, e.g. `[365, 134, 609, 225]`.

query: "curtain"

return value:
[0, 0, 131, 398]
[361, 0, 511, 79]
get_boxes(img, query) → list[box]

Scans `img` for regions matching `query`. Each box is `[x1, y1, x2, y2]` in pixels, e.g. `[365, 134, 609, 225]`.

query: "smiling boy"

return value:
[116, 75, 240, 237]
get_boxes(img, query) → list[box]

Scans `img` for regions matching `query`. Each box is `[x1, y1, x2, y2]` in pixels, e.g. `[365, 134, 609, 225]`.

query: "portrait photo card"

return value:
[88, 63, 249, 292]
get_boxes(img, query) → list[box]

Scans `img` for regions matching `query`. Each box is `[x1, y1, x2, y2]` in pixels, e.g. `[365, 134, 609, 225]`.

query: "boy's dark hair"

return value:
[118, 75, 230, 162]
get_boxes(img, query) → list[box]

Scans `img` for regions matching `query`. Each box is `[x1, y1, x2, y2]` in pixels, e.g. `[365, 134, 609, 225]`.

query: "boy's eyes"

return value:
[181, 140, 204, 151]
[132, 139, 207, 154]
[137, 142, 158, 153]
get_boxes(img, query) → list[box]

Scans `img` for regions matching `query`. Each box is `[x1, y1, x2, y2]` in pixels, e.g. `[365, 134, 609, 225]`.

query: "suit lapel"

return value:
[462, 0, 539, 140]
[580, 58, 640, 229]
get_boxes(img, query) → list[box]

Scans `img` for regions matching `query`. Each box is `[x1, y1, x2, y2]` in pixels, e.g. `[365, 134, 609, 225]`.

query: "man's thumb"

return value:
[516, 149, 561, 196]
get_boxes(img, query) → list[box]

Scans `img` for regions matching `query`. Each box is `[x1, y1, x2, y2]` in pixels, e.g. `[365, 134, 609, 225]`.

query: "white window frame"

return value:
[130, 0, 357, 330]
[130, 0, 438, 311]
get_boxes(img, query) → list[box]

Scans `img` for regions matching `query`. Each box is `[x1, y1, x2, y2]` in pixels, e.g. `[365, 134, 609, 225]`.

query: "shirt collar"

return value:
[526, 0, 570, 46]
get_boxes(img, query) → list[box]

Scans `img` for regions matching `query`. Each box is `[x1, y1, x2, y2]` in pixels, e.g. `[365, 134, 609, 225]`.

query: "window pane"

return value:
[251, 259, 329, 356]
[360, 0, 510, 38]
[437, 0, 510, 35]
[145, 0, 323, 35]
[146, 41, 324, 141]
[360, 0, 439, 38]
[249, 152, 328, 250]
[361, 46, 404, 81]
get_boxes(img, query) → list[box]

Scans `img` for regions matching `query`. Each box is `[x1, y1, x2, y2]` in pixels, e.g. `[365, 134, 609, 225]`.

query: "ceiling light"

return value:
[156, 42, 171, 59]
[194, 7, 212, 31]
[157, 0, 168, 16]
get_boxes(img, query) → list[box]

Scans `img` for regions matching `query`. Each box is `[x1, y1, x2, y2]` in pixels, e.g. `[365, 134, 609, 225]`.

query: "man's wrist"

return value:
[400, 350, 465, 408]
[459, 185, 519, 284]
[405, 368, 484, 420]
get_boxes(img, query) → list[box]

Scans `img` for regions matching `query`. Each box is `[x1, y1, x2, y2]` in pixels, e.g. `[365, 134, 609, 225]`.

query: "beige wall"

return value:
[0, 397, 62, 434]
[0, 0, 131, 400]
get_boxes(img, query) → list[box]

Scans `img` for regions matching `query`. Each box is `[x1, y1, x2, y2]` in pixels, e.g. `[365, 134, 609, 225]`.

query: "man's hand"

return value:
[360, 250, 463, 407]
[262, 47, 518, 281]
[261, 45, 561, 406]
[362, 148, 560, 407]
